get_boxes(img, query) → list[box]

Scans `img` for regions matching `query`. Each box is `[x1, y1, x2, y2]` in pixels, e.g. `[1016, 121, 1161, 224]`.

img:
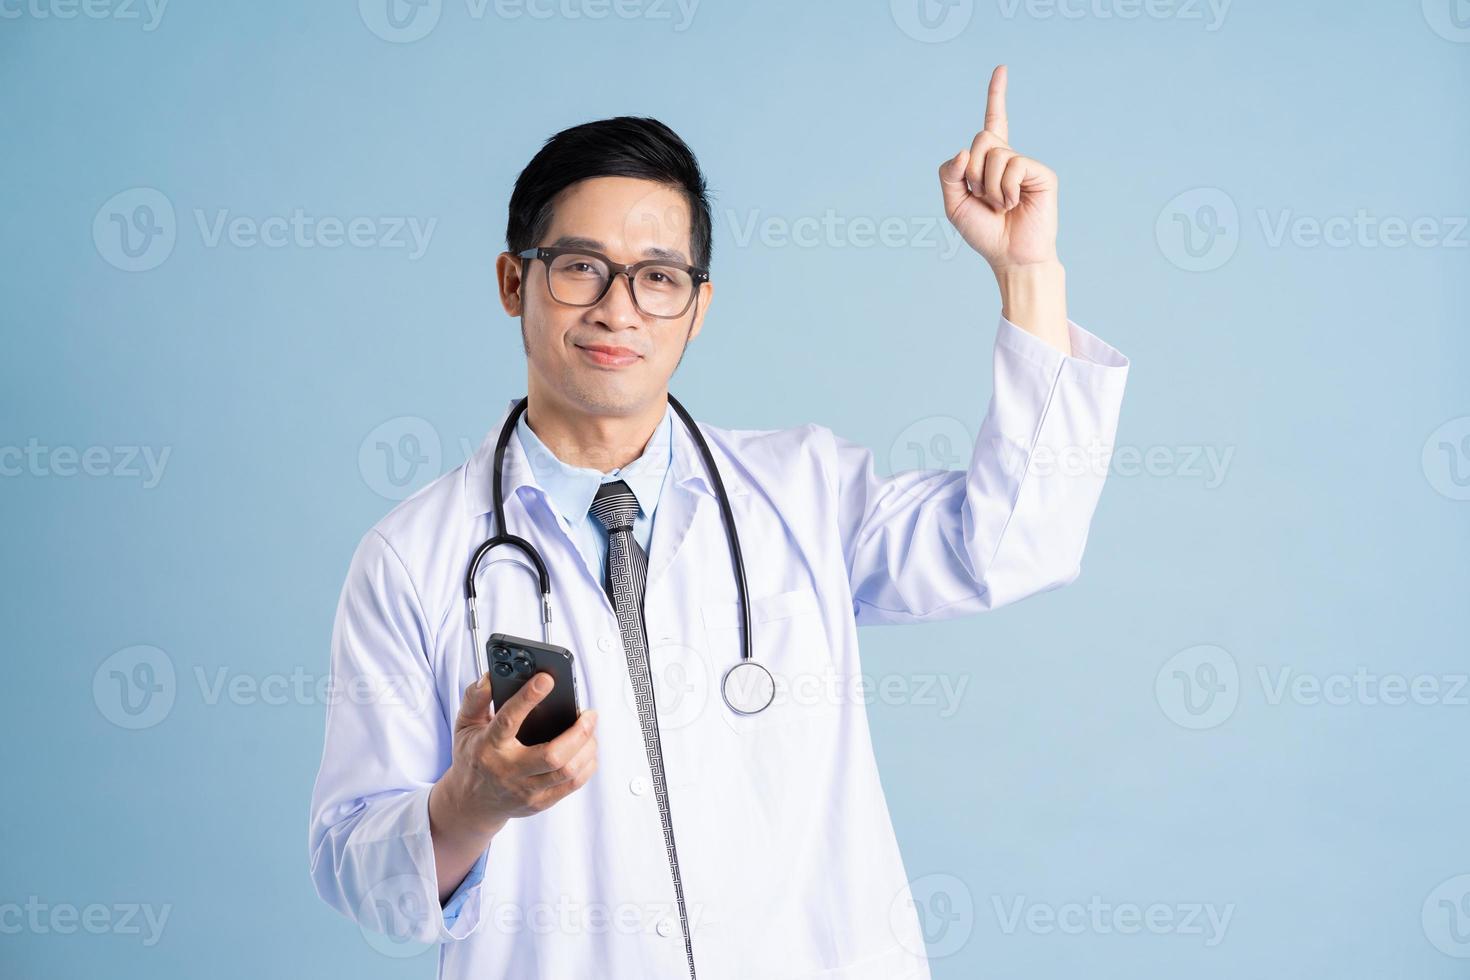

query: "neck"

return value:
[523, 389, 667, 473]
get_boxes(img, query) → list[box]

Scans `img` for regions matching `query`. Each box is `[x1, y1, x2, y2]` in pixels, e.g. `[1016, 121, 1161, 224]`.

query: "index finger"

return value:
[984, 64, 1008, 143]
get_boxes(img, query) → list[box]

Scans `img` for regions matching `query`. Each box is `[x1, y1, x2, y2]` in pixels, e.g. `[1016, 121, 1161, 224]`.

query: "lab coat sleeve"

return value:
[831, 315, 1129, 625]
[307, 529, 489, 943]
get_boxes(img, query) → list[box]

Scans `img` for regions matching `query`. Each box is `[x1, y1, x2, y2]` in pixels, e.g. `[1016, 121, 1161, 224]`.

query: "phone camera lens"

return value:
[492, 662, 514, 678]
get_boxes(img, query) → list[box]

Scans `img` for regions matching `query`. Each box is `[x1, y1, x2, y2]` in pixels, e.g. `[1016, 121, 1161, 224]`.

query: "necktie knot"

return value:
[589, 479, 639, 533]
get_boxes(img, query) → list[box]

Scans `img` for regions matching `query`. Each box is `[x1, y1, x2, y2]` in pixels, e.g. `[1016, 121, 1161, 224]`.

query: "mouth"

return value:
[575, 343, 643, 368]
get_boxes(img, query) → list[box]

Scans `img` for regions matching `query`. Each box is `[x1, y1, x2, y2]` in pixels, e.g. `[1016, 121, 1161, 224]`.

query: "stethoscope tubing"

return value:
[463, 395, 754, 689]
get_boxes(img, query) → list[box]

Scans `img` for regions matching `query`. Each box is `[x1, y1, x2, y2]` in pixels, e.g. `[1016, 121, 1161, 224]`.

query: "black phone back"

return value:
[486, 634, 581, 745]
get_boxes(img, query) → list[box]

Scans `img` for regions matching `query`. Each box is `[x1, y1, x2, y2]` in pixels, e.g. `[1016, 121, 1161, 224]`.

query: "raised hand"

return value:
[938, 65, 1060, 273]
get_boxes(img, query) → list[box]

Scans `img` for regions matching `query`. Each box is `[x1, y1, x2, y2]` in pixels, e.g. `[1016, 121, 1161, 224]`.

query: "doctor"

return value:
[309, 66, 1128, 979]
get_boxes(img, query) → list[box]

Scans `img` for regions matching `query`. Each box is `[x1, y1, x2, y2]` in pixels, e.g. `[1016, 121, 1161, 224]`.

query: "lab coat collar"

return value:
[463, 396, 729, 520]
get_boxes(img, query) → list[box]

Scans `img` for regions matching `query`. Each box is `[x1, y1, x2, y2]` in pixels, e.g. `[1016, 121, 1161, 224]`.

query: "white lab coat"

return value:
[308, 315, 1128, 979]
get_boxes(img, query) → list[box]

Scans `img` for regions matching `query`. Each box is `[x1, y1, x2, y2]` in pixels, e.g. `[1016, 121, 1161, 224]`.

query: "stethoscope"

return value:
[463, 394, 775, 715]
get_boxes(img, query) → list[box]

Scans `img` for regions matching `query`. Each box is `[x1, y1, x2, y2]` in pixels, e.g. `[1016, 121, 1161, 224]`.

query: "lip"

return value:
[576, 343, 643, 368]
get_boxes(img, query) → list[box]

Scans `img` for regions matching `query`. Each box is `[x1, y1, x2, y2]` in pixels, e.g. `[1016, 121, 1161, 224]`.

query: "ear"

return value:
[495, 252, 525, 317]
[686, 280, 714, 342]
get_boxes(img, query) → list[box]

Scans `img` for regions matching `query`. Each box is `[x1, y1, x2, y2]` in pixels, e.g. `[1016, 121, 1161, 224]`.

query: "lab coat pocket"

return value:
[701, 587, 840, 732]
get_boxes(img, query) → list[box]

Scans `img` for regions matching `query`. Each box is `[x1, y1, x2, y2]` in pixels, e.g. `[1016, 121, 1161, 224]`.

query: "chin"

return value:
[562, 375, 650, 416]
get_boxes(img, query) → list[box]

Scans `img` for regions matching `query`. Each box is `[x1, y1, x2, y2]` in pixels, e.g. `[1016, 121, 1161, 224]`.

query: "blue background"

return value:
[3, 0, 1468, 976]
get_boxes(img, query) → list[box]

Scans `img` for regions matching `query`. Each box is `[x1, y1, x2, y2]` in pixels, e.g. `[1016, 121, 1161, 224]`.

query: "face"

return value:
[496, 176, 713, 421]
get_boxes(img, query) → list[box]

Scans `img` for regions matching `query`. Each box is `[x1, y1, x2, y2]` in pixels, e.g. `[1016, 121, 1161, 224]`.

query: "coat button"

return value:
[628, 776, 649, 796]
[598, 634, 616, 653]
[656, 919, 673, 938]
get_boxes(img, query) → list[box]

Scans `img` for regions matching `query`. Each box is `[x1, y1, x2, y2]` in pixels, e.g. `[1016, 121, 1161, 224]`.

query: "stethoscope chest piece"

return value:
[722, 660, 775, 715]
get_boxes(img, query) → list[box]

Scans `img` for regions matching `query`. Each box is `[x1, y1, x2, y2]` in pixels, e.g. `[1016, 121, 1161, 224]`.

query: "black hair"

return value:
[506, 116, 713, 271]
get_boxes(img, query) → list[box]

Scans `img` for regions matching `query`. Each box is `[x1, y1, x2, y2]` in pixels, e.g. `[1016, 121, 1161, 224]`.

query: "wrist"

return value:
[431, 765, 507, 845]
[994, 260, 1070, 356]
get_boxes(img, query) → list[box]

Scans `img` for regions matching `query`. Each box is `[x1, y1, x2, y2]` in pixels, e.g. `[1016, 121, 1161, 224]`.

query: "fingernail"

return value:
[533, 673, 552, 693]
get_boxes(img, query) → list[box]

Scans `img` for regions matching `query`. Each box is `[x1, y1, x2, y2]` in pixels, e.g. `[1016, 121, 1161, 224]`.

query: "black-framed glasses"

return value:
[517, 246, 709, 320]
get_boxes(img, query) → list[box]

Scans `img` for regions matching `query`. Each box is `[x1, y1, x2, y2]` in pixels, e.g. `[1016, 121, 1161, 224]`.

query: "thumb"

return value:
[456, 672, 495, 730]
[938, 149, 972, 215]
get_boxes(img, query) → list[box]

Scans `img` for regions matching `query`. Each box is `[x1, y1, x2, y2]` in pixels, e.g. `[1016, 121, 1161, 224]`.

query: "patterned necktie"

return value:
[588, 480, 697, 979]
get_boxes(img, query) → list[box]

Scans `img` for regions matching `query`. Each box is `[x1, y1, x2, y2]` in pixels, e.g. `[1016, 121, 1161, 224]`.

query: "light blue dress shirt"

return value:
[514, 402, 674, 580]
[441, 401, 675, 925]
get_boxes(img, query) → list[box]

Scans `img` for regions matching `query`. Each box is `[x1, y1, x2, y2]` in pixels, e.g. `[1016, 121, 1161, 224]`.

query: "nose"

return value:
[588, 270, 643, 329]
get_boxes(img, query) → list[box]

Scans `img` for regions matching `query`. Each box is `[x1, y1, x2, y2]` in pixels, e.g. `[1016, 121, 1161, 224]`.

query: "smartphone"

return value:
[486, 633, 581, 745]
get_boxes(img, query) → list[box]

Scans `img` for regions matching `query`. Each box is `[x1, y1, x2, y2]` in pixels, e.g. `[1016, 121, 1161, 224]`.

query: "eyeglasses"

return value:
[517, 246, 709, 320]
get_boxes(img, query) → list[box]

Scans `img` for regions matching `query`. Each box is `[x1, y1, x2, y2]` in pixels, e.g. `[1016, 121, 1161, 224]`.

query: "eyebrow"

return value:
[550, 236, 690, 265]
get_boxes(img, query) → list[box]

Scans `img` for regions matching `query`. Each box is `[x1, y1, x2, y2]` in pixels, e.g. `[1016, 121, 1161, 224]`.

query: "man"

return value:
[309, 66, 1128, 979]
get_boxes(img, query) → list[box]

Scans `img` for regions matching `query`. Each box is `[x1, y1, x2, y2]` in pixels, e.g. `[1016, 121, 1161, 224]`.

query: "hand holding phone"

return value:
[434, 650, 599, 842]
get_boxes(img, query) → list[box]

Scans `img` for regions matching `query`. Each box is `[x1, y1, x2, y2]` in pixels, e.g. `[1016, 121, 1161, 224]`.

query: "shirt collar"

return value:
[463, 397, 732, 520]
[515, 402, 673, 528]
